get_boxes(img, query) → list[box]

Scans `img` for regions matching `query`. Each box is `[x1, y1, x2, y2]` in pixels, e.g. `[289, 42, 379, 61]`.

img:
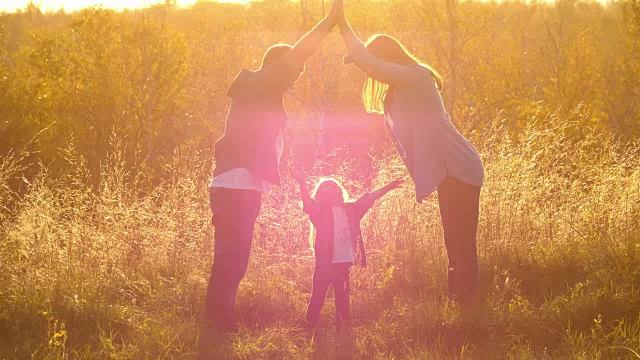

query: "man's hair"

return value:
[260, 44, 292, 69]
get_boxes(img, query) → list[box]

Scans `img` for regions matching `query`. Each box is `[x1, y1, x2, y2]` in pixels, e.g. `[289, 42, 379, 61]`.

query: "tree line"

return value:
[1, 0, 638, 186]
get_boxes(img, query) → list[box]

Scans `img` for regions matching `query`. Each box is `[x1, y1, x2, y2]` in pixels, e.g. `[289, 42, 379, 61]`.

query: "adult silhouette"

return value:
[336, 0, 485, 305]
[206, 0, 344, 331]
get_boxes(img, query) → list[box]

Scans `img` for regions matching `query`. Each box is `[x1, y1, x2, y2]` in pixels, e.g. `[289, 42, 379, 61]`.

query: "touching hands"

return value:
[328, 0, 345, 27]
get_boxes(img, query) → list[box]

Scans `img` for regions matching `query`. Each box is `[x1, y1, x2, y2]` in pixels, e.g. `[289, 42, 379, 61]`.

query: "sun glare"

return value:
[1, 0, 253, 13]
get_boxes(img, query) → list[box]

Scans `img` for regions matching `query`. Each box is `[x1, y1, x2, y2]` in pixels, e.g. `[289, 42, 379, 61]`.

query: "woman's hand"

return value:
[334, 0, 362, 52]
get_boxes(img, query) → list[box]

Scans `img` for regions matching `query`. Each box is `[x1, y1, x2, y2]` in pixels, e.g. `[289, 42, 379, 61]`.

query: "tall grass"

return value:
[1, 109, 640, 359]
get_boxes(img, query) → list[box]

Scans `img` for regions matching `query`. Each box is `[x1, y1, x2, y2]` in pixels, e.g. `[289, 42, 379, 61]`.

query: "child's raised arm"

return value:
[292, 170, 311, 201]
[369, 178, 405, 202]
[352, 178, 404, 220]
[292, 170, 319, 216]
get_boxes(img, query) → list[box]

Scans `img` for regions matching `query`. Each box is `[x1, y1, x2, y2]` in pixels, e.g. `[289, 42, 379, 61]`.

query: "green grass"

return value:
[1, 114, 640, 359]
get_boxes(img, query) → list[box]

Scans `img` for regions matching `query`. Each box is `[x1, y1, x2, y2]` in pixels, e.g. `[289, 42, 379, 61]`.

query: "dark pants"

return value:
[437, 176, 481, 306]
[205, 188, 262, 330]
[306, 263, 351, 328]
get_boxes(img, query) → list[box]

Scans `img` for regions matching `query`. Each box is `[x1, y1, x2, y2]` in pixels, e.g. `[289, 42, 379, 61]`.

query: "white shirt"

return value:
[209, 131, 283, 194]
[332, 207, 356, 263]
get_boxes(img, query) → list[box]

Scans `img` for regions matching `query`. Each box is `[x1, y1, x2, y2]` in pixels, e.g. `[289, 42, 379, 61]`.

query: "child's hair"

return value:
[312, 177, 349, 203]
[308, 178, 349, 248]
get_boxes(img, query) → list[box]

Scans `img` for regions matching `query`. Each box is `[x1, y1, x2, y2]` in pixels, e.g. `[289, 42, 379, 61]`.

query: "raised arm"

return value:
[335, 0, 364, 54]
[292, 171, 312, 202]
[292, 170, 319, 216]
[337, 4, 424, 85]
[369, 178, 404, 202]
[283, 0, 342, 70]
[351, 178, 404, 220]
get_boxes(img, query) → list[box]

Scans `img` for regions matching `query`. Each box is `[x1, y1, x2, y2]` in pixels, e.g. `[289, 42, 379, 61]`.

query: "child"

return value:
[292, 172, 403, 330]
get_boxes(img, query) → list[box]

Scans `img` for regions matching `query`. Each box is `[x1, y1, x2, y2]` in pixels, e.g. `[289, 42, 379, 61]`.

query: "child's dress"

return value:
[302, 193, 375, 328]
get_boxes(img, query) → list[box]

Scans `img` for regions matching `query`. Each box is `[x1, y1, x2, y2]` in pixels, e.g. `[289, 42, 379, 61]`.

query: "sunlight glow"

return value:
[1, 0, 254, 13]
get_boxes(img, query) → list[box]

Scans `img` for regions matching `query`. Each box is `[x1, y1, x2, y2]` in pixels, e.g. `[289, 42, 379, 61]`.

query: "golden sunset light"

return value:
[1, 0, 253, 13]
[1, 0, 639, 358]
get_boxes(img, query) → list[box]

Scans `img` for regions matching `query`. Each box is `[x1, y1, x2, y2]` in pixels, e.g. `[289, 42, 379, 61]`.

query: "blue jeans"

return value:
[438, 176, 481, 306]
[205, 188, 262, 330]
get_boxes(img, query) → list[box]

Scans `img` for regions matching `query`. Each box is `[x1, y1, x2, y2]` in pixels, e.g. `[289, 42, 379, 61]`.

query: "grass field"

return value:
[1, 112, 640, 359]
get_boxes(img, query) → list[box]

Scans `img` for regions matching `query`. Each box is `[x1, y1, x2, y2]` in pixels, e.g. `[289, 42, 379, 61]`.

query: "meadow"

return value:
[1, 0, 640, 358]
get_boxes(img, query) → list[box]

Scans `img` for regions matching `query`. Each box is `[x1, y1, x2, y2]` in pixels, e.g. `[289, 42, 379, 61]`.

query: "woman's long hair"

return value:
[362, 34, 443, 114]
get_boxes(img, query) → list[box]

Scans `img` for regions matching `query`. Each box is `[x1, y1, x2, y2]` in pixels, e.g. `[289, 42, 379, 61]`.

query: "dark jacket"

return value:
[213, 60, 294, 186]
[302, 194, 375, 269]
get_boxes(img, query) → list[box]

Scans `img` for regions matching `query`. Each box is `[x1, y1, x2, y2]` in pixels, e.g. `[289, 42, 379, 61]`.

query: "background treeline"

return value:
[2, 0, 640, 358]
[1, 0, 639, 184]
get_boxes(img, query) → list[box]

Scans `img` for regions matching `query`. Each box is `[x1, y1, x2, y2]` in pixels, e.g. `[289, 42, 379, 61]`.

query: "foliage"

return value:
[1, 112, 639, 358]
[1, 0, 640, 359]
[1, 0, 639, 179]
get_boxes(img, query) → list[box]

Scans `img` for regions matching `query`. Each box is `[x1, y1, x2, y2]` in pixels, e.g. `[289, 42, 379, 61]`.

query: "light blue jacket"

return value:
[347, 45, 484, 202]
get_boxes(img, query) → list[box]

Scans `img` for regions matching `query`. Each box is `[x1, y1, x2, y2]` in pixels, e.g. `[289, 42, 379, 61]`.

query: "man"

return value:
[206, 1, 341, 331]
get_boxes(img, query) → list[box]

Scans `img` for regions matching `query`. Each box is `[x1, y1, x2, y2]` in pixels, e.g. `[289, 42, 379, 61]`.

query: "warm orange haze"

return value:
[1, 0, 253, 13]
[1, 0, 639, 358]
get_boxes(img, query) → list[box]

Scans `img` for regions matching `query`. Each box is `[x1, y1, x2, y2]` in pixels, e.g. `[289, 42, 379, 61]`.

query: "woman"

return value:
[336, 1, 485, 306]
